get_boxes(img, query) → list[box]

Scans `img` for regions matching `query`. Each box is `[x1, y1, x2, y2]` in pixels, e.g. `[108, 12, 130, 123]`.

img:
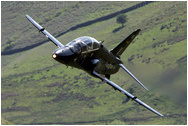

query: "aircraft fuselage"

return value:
[52, 36, 122, 77]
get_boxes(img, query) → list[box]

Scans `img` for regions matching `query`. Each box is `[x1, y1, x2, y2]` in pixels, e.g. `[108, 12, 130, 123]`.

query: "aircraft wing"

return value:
[25, 15, 64, 48]
[93, 71, 164, 117]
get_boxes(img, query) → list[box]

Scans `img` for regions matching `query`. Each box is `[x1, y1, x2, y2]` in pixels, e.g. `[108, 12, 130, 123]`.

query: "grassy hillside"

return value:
[1, 1, 140, 53]
[1, 1, 187, 125]
[1, 118, 13, 125]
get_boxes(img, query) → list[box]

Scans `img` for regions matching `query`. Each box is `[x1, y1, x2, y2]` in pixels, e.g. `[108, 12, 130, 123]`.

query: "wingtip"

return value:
[25, 15, 31, 19]
[159, 113, 164, 117]
[25, 15, 29, 19]
[143, 85, 149, 91]
[138, 82, 149, 91]
[136, 29, 141, 32]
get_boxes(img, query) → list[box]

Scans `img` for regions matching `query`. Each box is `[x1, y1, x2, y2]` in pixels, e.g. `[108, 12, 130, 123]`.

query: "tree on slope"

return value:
[116, 14, 127, 27]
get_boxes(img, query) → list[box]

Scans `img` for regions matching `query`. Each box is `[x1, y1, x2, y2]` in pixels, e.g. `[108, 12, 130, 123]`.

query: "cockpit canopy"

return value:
[66, 36, 101, 54]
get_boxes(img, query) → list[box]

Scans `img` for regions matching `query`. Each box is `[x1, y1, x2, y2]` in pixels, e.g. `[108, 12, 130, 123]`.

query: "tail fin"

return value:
[111, 29, 141, 56]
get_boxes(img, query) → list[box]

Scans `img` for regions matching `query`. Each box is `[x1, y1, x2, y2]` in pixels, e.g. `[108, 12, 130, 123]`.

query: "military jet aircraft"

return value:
[26, 15, 163, 117]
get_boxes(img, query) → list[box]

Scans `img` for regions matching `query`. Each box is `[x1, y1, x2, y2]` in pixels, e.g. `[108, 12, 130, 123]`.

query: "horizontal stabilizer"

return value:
[119, 64, 148, 91]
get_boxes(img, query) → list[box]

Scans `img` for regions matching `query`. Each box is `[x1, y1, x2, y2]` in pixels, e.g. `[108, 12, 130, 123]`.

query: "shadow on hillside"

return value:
[2, 1, 154, 55]
[112, 26, 124, 33]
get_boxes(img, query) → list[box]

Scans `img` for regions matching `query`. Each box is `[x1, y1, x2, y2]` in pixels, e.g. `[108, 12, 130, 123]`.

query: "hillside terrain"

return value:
[1, 1, 187, 125]
[2, 1, 142, 54]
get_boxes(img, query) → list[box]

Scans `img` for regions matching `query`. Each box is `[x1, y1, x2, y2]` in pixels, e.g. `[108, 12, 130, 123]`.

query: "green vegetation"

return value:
[116, 14, 127, 27]
[2, 1, 187, 125]
[2, 1, 140, 52]
[1, 118, 14, 125]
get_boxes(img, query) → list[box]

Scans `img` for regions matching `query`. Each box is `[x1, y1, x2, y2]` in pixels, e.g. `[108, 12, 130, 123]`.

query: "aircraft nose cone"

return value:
[52, 49, 62, 59]
[52, 53, 57, 59]
[52, 47, 75, 63]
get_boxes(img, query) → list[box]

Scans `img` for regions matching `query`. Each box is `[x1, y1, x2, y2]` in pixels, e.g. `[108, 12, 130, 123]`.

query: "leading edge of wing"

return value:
[25, 15, 64, 48]
[93, 71, 164, 117]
